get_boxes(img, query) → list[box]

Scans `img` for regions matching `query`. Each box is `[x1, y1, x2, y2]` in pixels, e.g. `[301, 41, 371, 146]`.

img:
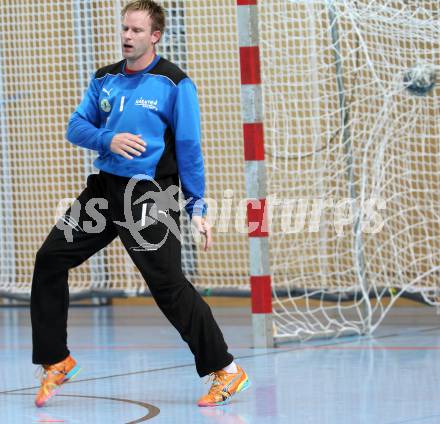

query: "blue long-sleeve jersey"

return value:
[66, 55, 206, 217]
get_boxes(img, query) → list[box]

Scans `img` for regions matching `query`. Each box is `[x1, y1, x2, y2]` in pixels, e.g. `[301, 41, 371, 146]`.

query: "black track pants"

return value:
[30, 171, 233, 377]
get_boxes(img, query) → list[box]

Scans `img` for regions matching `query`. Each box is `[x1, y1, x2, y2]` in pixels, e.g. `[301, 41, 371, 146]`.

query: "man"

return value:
[31, 0, 249, 408]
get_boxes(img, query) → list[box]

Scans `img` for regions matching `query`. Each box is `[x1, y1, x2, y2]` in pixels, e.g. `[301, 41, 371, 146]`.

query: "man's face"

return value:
[121, 10, 161, 63]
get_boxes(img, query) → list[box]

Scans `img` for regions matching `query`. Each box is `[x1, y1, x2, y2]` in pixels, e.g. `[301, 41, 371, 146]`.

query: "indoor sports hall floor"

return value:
[1, 301, 439, 423]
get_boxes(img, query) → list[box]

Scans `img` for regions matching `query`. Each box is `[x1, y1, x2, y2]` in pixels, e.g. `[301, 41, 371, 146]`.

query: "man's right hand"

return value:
[110, 133, 146, 160]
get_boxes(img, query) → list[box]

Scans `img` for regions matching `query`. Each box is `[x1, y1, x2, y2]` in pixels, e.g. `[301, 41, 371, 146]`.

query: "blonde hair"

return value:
[121, 0, 166, 33]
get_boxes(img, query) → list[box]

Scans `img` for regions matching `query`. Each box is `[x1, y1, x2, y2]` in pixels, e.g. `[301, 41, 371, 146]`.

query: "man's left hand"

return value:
[191, 216, 212, 251]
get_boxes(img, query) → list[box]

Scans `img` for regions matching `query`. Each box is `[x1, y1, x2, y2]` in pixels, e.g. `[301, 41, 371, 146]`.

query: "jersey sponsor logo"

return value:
[100, 98, 112, 113]
[135, 97, 158, 111]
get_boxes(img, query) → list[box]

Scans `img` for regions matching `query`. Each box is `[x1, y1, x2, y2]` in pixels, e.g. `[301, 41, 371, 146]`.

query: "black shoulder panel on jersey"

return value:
[95, 60, 126, 79]
[148, 57, 188, 85]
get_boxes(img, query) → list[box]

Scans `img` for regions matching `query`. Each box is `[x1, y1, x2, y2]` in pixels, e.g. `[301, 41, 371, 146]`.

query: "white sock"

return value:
[222, 361, 238, 374]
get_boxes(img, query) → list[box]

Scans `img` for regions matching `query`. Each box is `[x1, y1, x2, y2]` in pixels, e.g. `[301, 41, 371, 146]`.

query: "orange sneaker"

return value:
[35, 355, 81, 407]
[198, 364, 250, 407]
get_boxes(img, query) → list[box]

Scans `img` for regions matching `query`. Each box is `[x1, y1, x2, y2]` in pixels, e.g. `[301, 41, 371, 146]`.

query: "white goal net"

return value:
[0, 0, 439, 341]
[261, 0, 440, 339]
